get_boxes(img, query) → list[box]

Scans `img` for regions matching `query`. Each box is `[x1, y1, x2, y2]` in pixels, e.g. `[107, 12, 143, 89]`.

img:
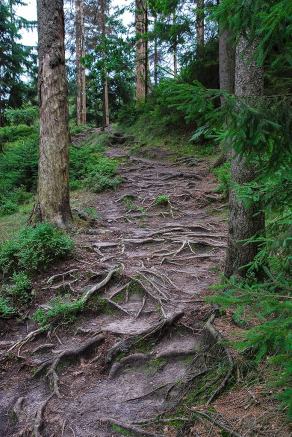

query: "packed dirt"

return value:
[0, 133, 289, 436]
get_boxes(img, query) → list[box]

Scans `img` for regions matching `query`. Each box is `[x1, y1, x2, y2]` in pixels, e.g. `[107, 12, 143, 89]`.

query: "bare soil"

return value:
[0, 134, 289, 437]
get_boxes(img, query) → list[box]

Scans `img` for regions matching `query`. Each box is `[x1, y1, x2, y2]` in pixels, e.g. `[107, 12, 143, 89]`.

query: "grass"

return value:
[155, 194, 170, 206]
[33, 297, 84, 327]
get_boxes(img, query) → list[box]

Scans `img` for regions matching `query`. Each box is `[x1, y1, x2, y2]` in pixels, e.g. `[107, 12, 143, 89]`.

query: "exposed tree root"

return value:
[80, 267, 120, 303]
[182, 410, 243, 437]
[35, 334, 106, 392]
[109, 353, 151, 378]
[204, 314, 234, 404]
[6, 327, 46, 357]
[105, 312, 184, 365]
[100, 417, 163, 437]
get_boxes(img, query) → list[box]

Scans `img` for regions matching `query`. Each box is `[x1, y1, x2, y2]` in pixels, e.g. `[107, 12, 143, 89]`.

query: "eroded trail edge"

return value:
[0, 138, 230, 436]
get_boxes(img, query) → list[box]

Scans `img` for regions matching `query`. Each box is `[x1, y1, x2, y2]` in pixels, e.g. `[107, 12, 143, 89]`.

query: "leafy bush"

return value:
[4, 106, 38, 126]
[84, 157, 122, 192]
[0, 297, 15, 317]
[5, 272, 32, 303]
[70, 140, 122, 193]
[213, 162, 231, 197]
[155, 194, 170, 206]
[0, 124, 36, 146]
[0, 223, 74, 276]
[33, 297, 84, 327]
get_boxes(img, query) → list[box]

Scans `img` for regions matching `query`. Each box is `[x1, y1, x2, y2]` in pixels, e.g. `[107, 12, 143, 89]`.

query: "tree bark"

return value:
[219, 29, 234, 101]
[196, 0, 204, 54]
[173, 13, 178, 77]
[75, 0, 86, 125]
[100, 0, 110, 128]
[34, 0, 72, 228]
[225, 37, 265, 277]
[135, 0, 148, 102]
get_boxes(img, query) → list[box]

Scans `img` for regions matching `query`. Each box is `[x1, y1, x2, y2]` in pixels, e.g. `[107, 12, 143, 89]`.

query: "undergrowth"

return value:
[0, 223, 74, 276]
[33, 297, 84, 327]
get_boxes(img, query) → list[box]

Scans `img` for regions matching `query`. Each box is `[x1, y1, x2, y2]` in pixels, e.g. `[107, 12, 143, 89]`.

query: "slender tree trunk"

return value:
[33, 0, 72, 228]
[225, 37, 265, 277]
[196, 0, 204, 54]
[100, 0, 110, 128]
[75, 0, 86, 125]
[173, 13, 178, 77]
[154, 16, 158, 86]
[135, 0, 148, 102]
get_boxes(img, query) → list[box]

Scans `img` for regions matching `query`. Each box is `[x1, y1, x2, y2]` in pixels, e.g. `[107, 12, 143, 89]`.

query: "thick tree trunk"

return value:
[34, 0, 72, 228]
[100, 0, 110, 128]
[135, 0, 148, 102]
[75, 0, 86, 125]
[225, 37, 265, 277]
[196, 0, 204, 53]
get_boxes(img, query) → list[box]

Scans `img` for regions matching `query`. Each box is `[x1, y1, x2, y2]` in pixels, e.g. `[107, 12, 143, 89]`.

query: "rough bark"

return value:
[100, 0, 110, 128]
[154, 16, 158, 86]
[173, 12, 178, 77]
[135, 0, 148, 102]
[34, 0, 72, 228]
[196, 0, 204, 53]
[219, 29, 234, 100]
[75, 0, 86, 125]
[225, 37, 265, 277]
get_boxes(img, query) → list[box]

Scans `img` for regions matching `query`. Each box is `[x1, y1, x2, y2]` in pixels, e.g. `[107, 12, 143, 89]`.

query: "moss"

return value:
[111, 424, 134, 436]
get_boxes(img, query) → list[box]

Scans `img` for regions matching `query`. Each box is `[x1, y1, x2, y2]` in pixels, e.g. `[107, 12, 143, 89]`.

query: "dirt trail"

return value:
[0, 137, 229, 436]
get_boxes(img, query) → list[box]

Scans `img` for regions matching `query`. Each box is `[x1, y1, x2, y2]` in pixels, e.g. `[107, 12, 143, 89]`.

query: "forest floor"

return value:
[0, 130, 289, 437]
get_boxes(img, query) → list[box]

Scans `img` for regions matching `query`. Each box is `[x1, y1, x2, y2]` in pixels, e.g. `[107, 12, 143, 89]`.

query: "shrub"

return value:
[33, 297, 84, 327]
[0, 124, 36, 146]
[213, 162, 231, 197]
[5, 272, 32, 303]
[0, 297, 15, 317]
[4, 106, 38, 126]
[82, 154, 122, 192]
[0, 223, 74, 276]
[155, 194, 170, 206]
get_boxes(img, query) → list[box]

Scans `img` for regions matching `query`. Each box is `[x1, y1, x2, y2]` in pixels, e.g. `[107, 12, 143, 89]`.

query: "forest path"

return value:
[1, 136, 229, 436]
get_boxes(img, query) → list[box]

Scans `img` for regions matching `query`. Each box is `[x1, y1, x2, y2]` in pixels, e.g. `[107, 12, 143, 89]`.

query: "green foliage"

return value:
[0, 223, 74, 276]
[4, 106, 38, 126]
[5, 271, 32, 303]
[213, 162, 231, 197]
[33, 297, 84, 327]
[0, 296, 15, 317]
[0, 1, 36, 120]
[0, 124, 36, 145]
[84, 156, 122, 192]
[0, 127, 38, 215]
[155, 194, 170, 206]
[70, 139, 122, 193]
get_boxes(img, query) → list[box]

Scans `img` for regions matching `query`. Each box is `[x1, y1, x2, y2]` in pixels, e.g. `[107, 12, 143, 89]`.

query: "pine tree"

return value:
[224, 36, 265, 277]
[75, 0, 86, 125]
[0, 0, 34, 126]
[135, 0, 148, 102]
[33, 0, 72, 228]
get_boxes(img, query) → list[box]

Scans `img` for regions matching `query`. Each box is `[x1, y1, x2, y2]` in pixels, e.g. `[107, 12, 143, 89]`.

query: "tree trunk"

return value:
[75, 0, 86, 125]
[33, 0, 72, 228]
[135, 0, 148, 102]
[100, 0, 110, 128]
[196, 0, 204, 53]
[225, 37, 265, 277]
[154, 16, 158, 86]
[173, 13, 178, 77]
[219, 29, 234, 101]
[212, 22, 235, 169]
